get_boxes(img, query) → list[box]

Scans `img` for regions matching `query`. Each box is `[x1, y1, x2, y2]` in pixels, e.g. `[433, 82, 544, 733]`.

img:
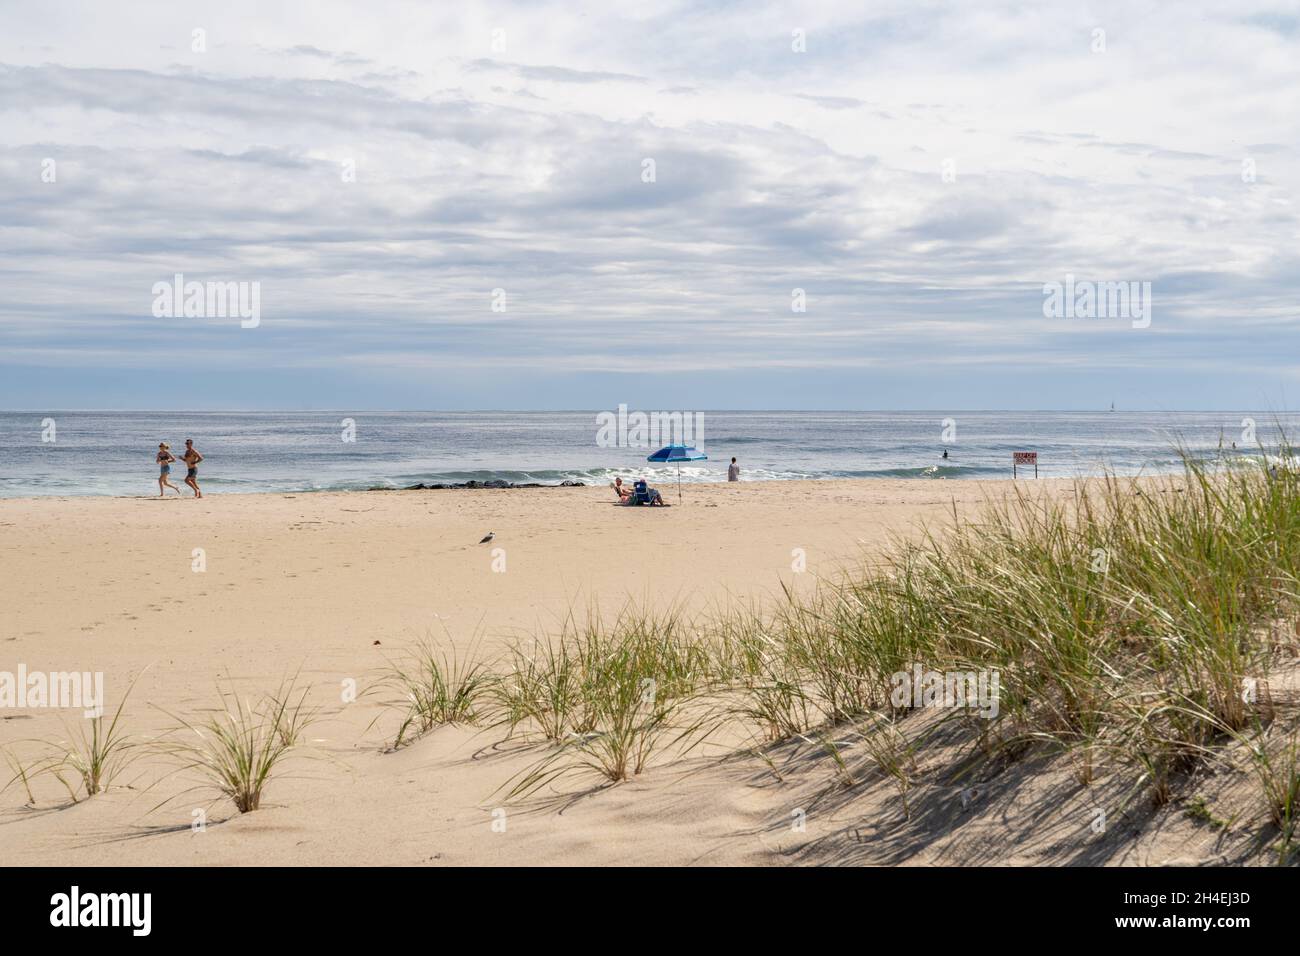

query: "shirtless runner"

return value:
[179, 438, 204, 498]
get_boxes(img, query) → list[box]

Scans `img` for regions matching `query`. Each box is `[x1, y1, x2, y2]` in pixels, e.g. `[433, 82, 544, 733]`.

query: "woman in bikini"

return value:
[156, 443, 180, 496]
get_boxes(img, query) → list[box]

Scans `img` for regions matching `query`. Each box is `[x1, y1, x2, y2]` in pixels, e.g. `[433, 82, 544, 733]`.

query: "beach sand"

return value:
[0, 479, 1270, 865]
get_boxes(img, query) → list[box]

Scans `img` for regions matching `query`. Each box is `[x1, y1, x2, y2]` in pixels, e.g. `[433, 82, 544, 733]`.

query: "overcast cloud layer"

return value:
[1, 0, 1297, 409]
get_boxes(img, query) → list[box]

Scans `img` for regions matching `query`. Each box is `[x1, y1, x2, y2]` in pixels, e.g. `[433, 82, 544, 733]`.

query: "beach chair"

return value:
[632, 480, 664, 506]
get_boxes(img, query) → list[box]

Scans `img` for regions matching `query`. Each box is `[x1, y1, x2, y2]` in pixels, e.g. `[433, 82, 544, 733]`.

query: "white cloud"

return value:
[1, 0, 1297, 408]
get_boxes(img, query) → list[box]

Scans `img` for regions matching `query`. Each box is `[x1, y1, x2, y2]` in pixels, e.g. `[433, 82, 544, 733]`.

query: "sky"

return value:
[1, 0, 1298, 411]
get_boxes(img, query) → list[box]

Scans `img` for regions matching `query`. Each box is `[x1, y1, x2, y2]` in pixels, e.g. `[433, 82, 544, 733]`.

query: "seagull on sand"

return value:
[479, 531, 495, 544]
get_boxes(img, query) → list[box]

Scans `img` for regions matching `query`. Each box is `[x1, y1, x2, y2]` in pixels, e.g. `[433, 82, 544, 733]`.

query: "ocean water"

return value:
[0, 410, 1296, 498]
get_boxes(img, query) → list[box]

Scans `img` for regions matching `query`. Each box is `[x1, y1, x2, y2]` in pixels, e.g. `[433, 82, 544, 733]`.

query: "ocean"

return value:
[0, 410, 1295, 498]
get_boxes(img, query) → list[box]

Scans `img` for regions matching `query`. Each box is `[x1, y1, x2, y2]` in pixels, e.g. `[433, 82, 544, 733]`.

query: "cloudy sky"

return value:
[1, 1, 1297, 410]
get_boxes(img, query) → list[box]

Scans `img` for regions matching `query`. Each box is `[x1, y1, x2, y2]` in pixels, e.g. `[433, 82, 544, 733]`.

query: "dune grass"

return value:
[1245, 726, 1300, 863]
[856, 712, 919, 818]
[1, 747, 38, 805]
[2, 680, 141, 804]
[381, 447, 1300, 857]
[496, 607, 722, 795]
[51, 696, 138, 801]
[380, 638, 496, 749]
[758, 451, 1300, 813]
[156, 678, 317, 813]
[493, 637, 587, 741]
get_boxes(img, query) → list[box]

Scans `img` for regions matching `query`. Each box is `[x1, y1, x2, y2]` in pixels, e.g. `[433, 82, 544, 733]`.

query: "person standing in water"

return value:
[727, 457, 740, 481]
[156, 443, 181, 496]
[178, 438, 204, 498]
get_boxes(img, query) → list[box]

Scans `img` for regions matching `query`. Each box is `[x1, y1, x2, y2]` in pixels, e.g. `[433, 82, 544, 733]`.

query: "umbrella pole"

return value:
[677, 464, 682, 503]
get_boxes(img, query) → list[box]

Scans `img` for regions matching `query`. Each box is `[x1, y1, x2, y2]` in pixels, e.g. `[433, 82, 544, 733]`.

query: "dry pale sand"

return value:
[0, 478, 1273, 866]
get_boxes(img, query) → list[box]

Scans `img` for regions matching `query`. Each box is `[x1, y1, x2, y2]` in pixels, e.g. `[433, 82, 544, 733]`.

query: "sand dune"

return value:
[0, 479, 1278, 865]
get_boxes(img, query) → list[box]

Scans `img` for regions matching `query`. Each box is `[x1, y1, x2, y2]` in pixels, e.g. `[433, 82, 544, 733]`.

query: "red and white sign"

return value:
[1013, 451, 1039, 478]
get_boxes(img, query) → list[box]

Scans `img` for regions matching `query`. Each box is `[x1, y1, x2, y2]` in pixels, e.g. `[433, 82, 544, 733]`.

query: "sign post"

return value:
[1013, 451, 1038, 479]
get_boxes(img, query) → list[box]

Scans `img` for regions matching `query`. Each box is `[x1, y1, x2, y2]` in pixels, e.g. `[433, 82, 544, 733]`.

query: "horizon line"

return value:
[2, 407, 1297, 415]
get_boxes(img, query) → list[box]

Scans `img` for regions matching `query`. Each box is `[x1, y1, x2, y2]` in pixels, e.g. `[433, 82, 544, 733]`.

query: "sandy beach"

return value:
[3, 476, 1280, 867]
[5, 0, 1294, 928]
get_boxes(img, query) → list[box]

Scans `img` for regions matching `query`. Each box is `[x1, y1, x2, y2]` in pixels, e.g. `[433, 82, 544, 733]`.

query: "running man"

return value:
[179, 438, 204, 498]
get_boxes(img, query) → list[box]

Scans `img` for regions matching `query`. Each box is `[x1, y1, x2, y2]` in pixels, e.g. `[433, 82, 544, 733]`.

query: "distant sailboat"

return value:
[1110, 401, 1115, 412]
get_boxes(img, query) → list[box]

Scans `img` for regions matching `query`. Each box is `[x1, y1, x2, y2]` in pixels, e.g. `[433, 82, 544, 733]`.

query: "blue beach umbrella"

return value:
[646, 445, 707, 503]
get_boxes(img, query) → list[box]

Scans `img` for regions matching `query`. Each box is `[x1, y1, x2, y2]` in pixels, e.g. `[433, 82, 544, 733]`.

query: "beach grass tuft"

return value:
[6, 679, 143, 804]
[157, 678, 317, 813]
[52, 700, 137, 801]
[383, 639, 496, 748]
[1246, 726, 1300, 863]
[1, 746, 40, 806]
[496, 606, 722, 795]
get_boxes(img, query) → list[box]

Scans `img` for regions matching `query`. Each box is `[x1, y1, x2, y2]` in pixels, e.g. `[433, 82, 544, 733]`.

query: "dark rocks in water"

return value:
[399, 479, 584, 490]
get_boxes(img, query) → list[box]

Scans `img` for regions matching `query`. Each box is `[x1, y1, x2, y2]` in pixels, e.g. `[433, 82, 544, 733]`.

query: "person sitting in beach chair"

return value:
[633, 479, 665, 506]
[612, 477, 633, 502]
